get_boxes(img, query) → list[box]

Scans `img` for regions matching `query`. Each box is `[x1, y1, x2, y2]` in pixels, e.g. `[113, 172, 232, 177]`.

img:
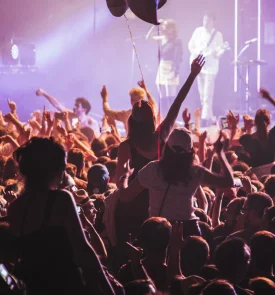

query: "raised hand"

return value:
[227, 110, 239, 128]
[36, 88, 45, 96]
[28, 119, 41, 130]
[260, 88, 271, 100]
[7, 98, 16, 113]
[56, 123, 67, 137]
[182, 108, 191, 124]
[100, 85, 108, 103]
[0, 135, 14, 144]
[137, 79, 147, 91]
[199, 130, 207, 142]
[194, 108, 201, 118]
[125, 241, 143, 266]
[191, 55, 205, 76]
[243, 114, 254, 131]
[3, 113, 16, 123]
[214, 132, 224, 155]
[122, 160, 134, 179]
[239, 176, 252, 194]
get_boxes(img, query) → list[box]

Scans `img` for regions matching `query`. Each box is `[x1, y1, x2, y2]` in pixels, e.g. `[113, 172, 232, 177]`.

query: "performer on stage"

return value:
[188, 12, 226, 126]
[153, 19, 183, 117]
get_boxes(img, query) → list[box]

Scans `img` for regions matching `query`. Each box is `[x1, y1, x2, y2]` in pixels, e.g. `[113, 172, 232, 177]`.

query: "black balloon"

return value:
[127, 0, 167, 24]
[106, 0, 128, 17]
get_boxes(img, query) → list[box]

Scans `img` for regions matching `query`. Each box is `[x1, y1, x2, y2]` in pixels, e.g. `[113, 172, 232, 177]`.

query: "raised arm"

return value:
[36, 88, 73, 115]
[58, 192, 115, 295]
[260, 88, 275, 107]
[158, 55, 205, 142]
[100, 85, 130, 124]
[137, 80, 158, 116]
[201, 135, 234, 188]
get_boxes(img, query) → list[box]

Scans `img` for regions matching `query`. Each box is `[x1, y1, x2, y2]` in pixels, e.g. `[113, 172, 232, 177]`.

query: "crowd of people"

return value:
[1, 55, 275, 294]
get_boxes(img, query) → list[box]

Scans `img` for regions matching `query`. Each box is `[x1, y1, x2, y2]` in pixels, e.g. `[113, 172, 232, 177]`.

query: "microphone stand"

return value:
[236, 43, 252, 114]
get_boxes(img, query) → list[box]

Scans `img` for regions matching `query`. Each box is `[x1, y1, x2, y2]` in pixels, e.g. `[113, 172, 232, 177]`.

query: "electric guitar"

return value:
[190, 41, 231, 64]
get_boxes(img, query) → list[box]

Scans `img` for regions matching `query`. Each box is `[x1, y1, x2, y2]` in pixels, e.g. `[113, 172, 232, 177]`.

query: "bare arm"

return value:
[158, 56, 205, 142]
[115, 141, 131, 185]
[80, 213, 107, 261]
[59, 192, 114, 294]
[195, 186, 208, 213]
[260, 88, 275, 107]
[201, 151, 234, 188]
[36, 89, 73, 115]
[211, 192, 224, 228]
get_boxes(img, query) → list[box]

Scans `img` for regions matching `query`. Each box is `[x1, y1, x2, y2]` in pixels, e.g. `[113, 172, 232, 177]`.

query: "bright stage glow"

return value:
[11, 44, 19, 60]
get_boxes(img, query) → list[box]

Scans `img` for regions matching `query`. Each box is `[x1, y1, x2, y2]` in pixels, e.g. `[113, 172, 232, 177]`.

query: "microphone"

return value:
[245, 38, 258, 45]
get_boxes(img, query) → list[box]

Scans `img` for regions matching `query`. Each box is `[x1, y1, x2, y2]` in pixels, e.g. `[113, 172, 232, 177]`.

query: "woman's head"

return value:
[254, 108, 270, 129]
[161, 19, 178, 39]
[128, 100, 156, 150]
[159, 128, 194, 184]
[13, 137, 66, 190]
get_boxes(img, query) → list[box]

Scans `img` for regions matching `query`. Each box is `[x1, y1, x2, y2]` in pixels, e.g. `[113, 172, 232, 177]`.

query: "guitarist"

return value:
[188, 12, 225, 126]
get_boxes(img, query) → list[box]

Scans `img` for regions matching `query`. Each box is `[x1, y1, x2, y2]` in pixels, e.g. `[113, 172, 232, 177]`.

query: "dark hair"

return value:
[91, 138, 108, 157]
[105, 135, 118, 147]
[13, 137, 66, 189]
[250, 231, 275, 270]
[127, 100, 156, 151]
[255, 109, 270, 128]
[232, 161, 250, 173]
[199, 221, 214, 245]
[2, 157, 18, 181]
[199, 265, 219, 281]
[214, 238, 250, 278]
[201, 280, 236, 295]
[181, 236, 209, 276]
[263, 206, 275, 230]
[158, 144, 194, 185]
[264, 175, 275, 197]
[246, 192, 273, 218]
[65, 163, 77, 178]
[75, 97, 91, 114]
[80, 127, 94, 142]
[249, 277, 275, 295]
[109, 144, 119, 160]
[105, 160, 117, 182]
[67, 148, 84, 176]
[141, 217, 171, 254]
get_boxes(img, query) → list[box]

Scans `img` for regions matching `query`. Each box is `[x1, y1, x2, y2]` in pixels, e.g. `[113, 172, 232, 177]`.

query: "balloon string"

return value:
[124, 15, 144, 81]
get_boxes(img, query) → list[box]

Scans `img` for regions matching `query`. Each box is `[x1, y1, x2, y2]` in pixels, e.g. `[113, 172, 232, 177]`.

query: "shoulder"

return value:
[138, 161, 160, 186]
[87, 117, 99, 126]
[139, 160, 159, 175]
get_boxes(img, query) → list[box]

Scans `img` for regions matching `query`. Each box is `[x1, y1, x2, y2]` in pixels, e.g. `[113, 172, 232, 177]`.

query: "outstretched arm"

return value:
[158, 55, 205, 142]
[36, 89, 74, 116]
[260, 88, 275, 107]
[138, 80, 158, 115]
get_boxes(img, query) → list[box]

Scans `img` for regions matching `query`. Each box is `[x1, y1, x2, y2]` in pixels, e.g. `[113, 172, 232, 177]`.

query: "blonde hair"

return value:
[129, 87, 146, 100]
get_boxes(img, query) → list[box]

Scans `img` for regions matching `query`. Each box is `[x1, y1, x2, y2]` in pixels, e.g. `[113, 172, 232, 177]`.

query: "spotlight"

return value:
[2, 42, 19, 65]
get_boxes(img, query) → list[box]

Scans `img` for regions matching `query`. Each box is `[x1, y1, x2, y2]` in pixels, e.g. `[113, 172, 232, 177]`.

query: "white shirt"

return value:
[138, 161, 207, 221]
[188, 27, 224, 75]
[72, 116, 100, 138]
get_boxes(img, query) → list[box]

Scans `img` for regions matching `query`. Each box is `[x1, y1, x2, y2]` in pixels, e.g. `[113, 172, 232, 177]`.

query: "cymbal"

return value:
[232, 59, 268, 66]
